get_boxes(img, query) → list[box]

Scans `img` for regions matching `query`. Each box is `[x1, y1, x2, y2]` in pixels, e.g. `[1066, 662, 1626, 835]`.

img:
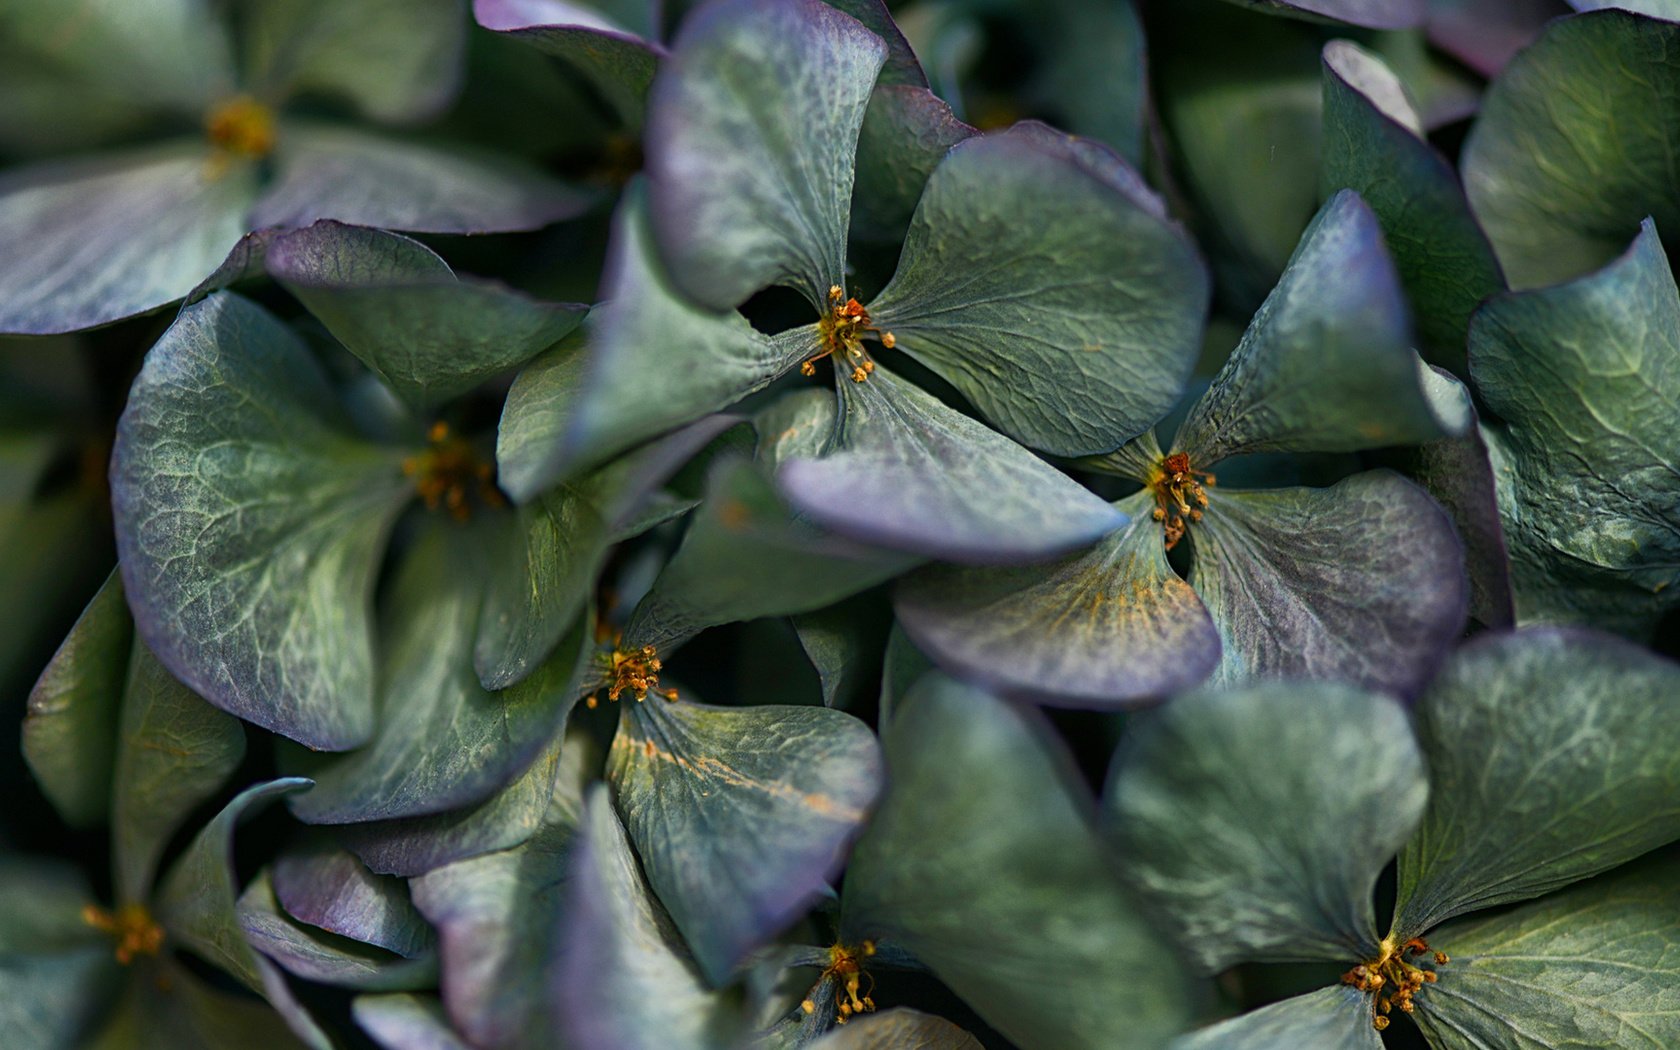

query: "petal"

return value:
[238, 0, 466, 123]
[777, 364, 1126, 563]
[111, 641, 247, 905]
[472, 0, 664, 128]
[1410, 850, 1680, 1050]
[848, 84, 973, 244]
[499, 184, 805, 494]
[644, 0, 885, 309]
[892, 491, 1220, 708]
[1169, 988, 1382, 1050]
[111, 293, 413, 751]
[0, 0, 232, 152]
[1468, 220, 1680, 637]
[336, 731, 574, 878]
[270, 840, 434, 958]
[609, 698, 883, 985]
[870, 123, 1207, 456]
[154, 778, 335, 1050]
[284, 521, 589, 824]
[252, 122, 594, 234]
[550, 787, 748, 1050]
[1463, 9, 1680, 288]
[354, 994, 473, 1050]
[1175, 191, 1456, 464]
[237, 871, 437, 991]
[23, 572, 131, 829]
[1187, 472, 1468, 699]
[1321, 40, 1503, 371]
[842, 675, 1196, 1050]
[1106, 681, 1427, 971]
[626, 452, 918, 653]
[1393, 628, 1680, 938]
[1216, 0, 1423, 27]
[266, 221, 584, 411]
[408, 755, 584, 1048]
[0, 142, 256, 334]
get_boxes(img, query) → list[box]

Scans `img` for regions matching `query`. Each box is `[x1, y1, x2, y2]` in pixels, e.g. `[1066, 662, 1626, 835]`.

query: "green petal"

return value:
[337, 731, 571, 877]
[1393, 629, 1680, 938]
[353, 994, 472, 1050]
[626, 451, 917, 651]
[644, 0, 885, 309]
[1187, 472, 1467, 699]
[1169, 988, 1382, 1050]
[778, 364, 1126, 563]
[608, 698, 883, 985]
[111, 641, 247, 905]
[23, 571, 131, 829]
[848, 84, 973, 245]
[843, 675, 1196, 1050]
[1411, 850, 1680, 1050]
[285, 520, 588, 824]
[1468, 220, 1680, 638]
[1373, 372, 1516, 629]
[110, 292, 413, 751]
[892, 491, 1220, 708]
[253, 122, 594, 234]
[808, 1008, 982, 1049]
[506, 184, 806, 493]
[478, 418, 727, 688]
[1106, 682, 1426, 971]
[1175, 191, 1456, 464]
[869, 122, 1208, 456]
[0, 947, 117, 1050]
[1320, 40, 1503, 371]
[1463, 9, 1680, 288]
[474, 0, 664, 128]
[0, 142, 257, 334]
[1153, 5, 1323, 309]
[409, 758, 583, 1049]
[1218, 0, 1423, 27]
[237, 871, 437, 991]
[239, 0, 466, 123]
[154, 778, 334, 1050]
[0, 856, 105, 955]
[86, 961, 316, 1050]
[0, 0, 232, 152]
[270, 840, 434, 957]
[267, 221, 584, 411]
[552, 787, 748, 1050]
[1029, 0, 1148, 164]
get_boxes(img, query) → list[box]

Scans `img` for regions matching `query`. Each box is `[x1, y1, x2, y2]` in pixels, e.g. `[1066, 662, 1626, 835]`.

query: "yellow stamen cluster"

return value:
[1149, 451, 1215, 551]
[585, 642, 679, 709]
[803, 286, 894, 383]
[82, 902, 164, 965]
[799, 940, 877, 1025]
[205, 95, 277, 161]
[402, 422, 506, 522]
[1341, 936, 1449, 1030]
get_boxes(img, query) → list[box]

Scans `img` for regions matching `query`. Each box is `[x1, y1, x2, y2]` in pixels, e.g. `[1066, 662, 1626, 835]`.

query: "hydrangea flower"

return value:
[498, 0, 1210, 563]
[0, 0, 589, 334]
[895, 190, 1470, 708]
[1108, 628, 1680, 1048]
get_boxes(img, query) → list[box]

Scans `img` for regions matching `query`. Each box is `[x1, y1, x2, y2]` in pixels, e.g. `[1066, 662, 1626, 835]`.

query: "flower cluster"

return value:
[2, 2, 1678, 1049]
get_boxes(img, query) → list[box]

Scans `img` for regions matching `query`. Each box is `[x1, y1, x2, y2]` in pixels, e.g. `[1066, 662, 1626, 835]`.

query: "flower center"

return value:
[82, 902, 164, 965]
[586, 641, 678, 708]
[801, 940, 877, 1025]
[402, 422, 506, 522]
[1149, 451, 1215, 551]
[804, 286, 895, 384]
[205, 95, 277, 161]
[1341, 935, 1450, 1030]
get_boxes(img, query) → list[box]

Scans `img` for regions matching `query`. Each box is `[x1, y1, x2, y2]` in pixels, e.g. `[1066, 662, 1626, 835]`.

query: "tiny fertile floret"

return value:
[803, 286, 895, 384]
